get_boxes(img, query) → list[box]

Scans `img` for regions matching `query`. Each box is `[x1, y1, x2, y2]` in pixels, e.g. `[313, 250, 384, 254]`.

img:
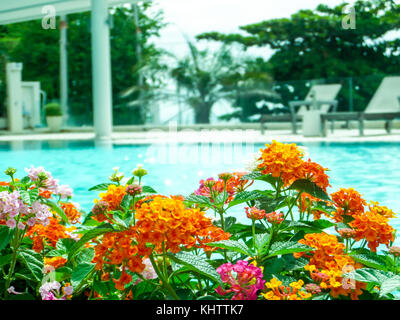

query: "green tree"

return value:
[198, 0, 400, 111]
[0, 2, 166, 126]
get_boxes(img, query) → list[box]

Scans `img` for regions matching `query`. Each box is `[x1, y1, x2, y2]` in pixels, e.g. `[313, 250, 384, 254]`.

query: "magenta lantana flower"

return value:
[215, 260, 265, 300]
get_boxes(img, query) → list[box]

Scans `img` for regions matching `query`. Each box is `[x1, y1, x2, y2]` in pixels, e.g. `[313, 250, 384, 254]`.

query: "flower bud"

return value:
[92, 200, 109, 216]
[125, 184, 142, 196]
[218, 172, 232, 182]
[132, 166, 147, 178]
[37, 172, 49, 181]
[4, 167, 16, 177]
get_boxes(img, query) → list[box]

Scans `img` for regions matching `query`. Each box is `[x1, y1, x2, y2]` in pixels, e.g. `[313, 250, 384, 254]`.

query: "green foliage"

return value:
[45, 103, 62, 117]
[0, 4, 166, 125]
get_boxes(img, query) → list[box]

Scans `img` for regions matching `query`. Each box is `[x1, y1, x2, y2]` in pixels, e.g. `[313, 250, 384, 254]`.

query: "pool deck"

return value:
[0, 128, 400, 144]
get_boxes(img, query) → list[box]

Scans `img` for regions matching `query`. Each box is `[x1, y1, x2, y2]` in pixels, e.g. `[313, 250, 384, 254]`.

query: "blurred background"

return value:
[0, 0, 399, 129]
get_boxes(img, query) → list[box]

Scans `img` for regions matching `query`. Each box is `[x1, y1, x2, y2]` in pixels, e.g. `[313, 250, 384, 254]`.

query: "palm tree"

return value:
[171, 40, 279, 124]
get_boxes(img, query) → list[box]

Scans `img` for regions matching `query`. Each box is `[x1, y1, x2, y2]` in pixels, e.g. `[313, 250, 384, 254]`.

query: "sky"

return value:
[150, 0, 358, 58]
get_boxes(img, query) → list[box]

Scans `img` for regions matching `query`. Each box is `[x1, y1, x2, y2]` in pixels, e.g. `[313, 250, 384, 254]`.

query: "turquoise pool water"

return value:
[0, 140, 399, 244]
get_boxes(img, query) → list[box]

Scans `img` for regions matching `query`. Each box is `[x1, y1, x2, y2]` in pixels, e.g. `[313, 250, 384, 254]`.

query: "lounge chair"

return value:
[260, 84, 342, 134]
[321, 77, 400, 136]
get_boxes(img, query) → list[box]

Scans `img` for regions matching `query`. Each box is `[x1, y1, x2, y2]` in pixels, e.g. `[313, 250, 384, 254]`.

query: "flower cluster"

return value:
[331, 188, 367, 222]
[215, 260, 265, 300]
[194, 172, 253, 203]
[135, 195, 230, 253]
[262, 278, 312, 300]
[294, 232, 366, 299]
[265, 211, 284, 224]
[349, 203, 395, 252]
[25, 166, 73, 199]
[95, 184, 126, 211]
[60, 202, 81, 224]
[44, 256, 68, 269]
[245, 206, 265, 220]
[25, 216, 73, 253]
[39, 281, 73, 300]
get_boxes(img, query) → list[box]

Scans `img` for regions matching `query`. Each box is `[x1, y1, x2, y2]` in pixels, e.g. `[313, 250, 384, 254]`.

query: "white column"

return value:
[60, 15, 69, 126]
[6, 63, 23, 133]
[91, 0, 113, 140]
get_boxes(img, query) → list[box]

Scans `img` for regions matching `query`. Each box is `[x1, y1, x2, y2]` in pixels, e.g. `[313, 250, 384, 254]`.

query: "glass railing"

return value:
[0, 73, 398, 129]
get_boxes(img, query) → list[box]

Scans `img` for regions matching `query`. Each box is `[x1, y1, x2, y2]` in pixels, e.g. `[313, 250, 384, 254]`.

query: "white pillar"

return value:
[91, 0, 113, 140]
[6, 63, 23, 133]
[60, 15, 69, 126]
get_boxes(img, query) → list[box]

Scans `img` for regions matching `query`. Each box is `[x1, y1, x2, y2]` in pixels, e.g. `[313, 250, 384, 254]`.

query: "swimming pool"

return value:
[1, 140, 399, 243]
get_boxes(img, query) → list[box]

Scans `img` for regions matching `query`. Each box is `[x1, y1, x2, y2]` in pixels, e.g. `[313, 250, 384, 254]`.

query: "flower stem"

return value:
[149, 253, 180, 300]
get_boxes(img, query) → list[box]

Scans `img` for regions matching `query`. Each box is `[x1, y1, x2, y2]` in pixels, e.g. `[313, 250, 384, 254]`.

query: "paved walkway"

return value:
[0, 128, 400, 144]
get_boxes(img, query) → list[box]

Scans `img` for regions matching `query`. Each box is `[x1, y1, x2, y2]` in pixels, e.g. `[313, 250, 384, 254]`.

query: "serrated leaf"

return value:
[207, 240, 254, 257]
[281, 255, 309, 271]
[29, 188, 39, 203]
[169, 252, 222, 284]
[255, 196, 287, 213]
[349, 251, 388, 271]
[380, 277, 400, 297]
[18, 249, 44, 281]
[255, 232, 270, 251]
[289, 179, 330, 201]
[185, 194, 213, 207]
[71, 263, 95, 288]
[267, 241, 313, 258]
[75, 248, 95, 265]
[88, 183, 112, 191]
[19, 190, 31, 205]
[227, 190, 267, 208]
[346, 268, 394, 285]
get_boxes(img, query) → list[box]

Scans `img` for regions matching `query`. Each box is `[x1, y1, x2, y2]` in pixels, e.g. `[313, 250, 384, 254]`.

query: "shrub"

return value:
[45, 103, 62, 117]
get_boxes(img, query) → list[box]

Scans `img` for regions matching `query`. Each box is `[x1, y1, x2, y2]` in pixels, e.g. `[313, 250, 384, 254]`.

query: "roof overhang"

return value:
[0, 0, 139, 25]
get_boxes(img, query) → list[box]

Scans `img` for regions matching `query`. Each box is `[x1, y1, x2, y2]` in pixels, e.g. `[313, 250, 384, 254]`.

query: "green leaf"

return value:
[184, 194, 213, 207]
[281, 255, 309, 271]
[241, 172, 281, 186]
[380, 278, 400, 297]
[68, 224, 115, 260]
[197, 295, 220, 300]
[255, 232, 270, 252]
[267, 241, 313, 258]
[44, 200, 69, 224]
[142, 186, 157, 194]
[0, 254, 12, 268]
[75, 248, 95, 265]
[18, 249, 44, 281]
[0, 225, 13, 250]
[227, 190, 267, 208]
[88, 183, 112, 191]
[349, 251, 388, 271]
[168, 252, 222, 284]
[71, 263, 95, 288]
[19, 190, 31, 205]
[255, 196, 287, 213]
[346, 268, 394, 285]
[207, 240, 254, 257]
[29, 188, 39, 203]
[55, 266, 73, 282]
[120, 194, 130, 208]
[289, 179, 331, 201]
